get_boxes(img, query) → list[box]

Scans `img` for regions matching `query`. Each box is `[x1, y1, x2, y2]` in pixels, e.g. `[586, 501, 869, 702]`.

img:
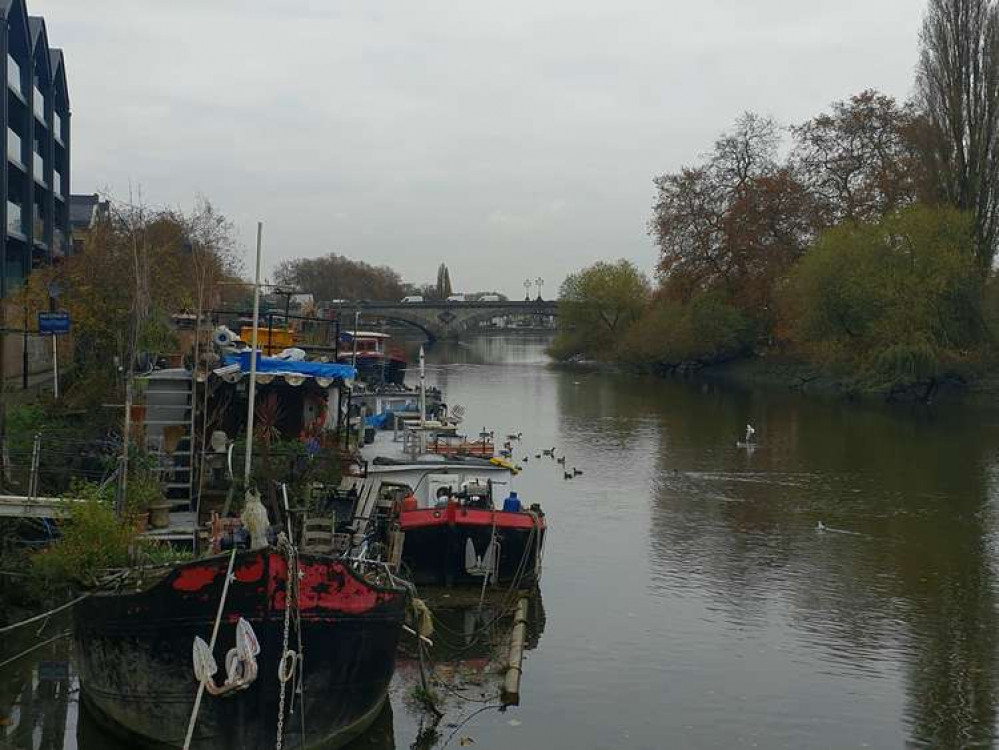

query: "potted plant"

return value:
[126, 471, 166, 531]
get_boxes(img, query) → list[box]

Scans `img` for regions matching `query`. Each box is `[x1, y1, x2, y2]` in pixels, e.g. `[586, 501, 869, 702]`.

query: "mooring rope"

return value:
[0, 593, 91, 635]
[0, 630, 72, 670]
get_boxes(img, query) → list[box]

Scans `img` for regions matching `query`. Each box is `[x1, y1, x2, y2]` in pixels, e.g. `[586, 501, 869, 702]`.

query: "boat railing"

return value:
[427, 434, 495, 458]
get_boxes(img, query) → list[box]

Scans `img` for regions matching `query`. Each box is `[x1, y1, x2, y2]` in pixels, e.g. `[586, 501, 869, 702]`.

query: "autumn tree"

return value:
[273, 253, 406, 302]
[652, 113, 814, 318]
[917, 0, 999, 270]
[791, 90, 923, 226]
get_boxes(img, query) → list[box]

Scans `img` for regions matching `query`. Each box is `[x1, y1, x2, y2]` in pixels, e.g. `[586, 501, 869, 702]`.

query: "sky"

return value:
[35, 0, 924, 298]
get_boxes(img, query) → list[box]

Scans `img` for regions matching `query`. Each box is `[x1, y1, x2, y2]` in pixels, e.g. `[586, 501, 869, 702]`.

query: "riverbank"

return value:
[554, 351, 993, 407]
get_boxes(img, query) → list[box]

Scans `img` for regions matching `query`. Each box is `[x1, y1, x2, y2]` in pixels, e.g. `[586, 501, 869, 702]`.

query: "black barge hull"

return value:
[74, 550, 407, 749]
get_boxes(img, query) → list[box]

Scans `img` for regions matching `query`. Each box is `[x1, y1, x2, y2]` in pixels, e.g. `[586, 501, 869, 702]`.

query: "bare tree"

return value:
[917, 0, 999, 270]
[792, 90, 922, 226]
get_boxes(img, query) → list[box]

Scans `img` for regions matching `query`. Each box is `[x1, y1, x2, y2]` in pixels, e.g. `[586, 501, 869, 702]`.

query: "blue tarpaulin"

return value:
[223, 352, 356, 381]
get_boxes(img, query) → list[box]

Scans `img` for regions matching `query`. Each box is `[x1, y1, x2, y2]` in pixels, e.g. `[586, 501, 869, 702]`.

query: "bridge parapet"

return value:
[328, 300, 558, 340]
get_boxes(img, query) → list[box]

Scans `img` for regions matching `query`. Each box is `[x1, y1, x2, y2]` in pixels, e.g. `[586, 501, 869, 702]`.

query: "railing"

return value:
[7, 202, 22, 235]
[32, 87, 43, 122]
[7, 55, 20, 95]
[32, 151, 44, 183]
[53, 112, 62, 140]
[7, 129, 21, 164]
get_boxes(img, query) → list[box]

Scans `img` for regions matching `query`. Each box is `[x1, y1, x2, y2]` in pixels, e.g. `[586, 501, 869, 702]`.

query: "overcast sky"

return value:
[36, 0, 922, 298]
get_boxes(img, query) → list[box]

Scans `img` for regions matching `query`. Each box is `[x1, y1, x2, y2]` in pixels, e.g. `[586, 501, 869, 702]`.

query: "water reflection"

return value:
[640, 378, 999, 747]
[0, 630, 75, 750]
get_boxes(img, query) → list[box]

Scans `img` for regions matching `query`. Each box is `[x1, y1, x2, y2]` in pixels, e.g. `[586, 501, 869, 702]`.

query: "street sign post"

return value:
[37, 312, 70, 398]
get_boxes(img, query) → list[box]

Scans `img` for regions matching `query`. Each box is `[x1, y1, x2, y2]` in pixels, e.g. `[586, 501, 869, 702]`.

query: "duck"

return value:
[563, 471, 573, 480]
[535, 453, 541, 459]
[522, 456, 529, 463]
[572, 468, 583, 476]
[503, 441, 513, 450]
[506, 432, 522, 441]
[556, 456, 566, 466]
[542, 447, 555, 457]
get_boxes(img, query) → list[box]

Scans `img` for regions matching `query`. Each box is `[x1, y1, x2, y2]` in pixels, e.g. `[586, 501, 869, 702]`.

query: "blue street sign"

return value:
[38, 311, 70, 335]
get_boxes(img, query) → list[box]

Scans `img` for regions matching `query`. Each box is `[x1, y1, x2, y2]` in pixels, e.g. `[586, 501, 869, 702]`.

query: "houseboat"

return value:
[336, 331, 408, 386]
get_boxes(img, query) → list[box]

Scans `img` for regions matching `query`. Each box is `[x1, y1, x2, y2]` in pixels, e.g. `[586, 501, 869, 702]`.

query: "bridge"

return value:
[329, 299, 558, 341]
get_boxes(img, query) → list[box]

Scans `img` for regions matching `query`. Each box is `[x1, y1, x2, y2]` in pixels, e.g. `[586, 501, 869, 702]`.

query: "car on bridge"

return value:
[401, 295, 424, 303]
[446, 294, 465, 302]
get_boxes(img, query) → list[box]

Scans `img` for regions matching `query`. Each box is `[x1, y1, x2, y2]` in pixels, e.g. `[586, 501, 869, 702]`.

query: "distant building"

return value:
[0, 0, 71, 296]
[69, 193, 108, 253]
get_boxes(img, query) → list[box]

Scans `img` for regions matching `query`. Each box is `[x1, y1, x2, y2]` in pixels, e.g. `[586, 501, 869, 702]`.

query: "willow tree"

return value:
[917, 0, 999, 271]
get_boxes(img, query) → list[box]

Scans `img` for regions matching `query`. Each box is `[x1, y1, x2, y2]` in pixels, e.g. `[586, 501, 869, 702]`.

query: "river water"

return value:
[4, 335, 999, 749]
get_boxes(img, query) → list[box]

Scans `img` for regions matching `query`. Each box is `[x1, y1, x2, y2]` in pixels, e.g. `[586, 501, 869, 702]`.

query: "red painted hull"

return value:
[75, 549, 408, 749]
[398, 506, 546, 586]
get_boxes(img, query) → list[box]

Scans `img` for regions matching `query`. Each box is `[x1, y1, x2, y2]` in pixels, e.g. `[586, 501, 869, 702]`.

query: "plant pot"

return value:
[132, 512, 149, 533]
[149, 502, 172, 530]
[129, 404, 147, 424]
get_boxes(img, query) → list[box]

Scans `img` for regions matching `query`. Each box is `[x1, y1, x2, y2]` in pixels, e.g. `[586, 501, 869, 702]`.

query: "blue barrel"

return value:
[502, 491, 522, 513]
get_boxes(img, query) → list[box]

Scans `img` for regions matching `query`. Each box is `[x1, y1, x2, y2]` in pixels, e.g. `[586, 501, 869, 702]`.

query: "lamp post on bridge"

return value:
[523, 279, 532, 302]
[535, 277, 544, 301]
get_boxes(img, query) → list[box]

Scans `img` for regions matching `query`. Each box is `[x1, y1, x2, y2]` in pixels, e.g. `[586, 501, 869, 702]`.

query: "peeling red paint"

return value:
[234, 556, 265, 583]
[267, 554, 393, 614]
[171, 564, 219, 592]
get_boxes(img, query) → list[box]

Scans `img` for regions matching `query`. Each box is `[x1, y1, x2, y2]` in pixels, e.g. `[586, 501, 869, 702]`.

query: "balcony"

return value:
[6, 202, 22, 236]
[7, 55, 20, 96]
[53, 112, 62, 141]
[32, 151, 44, 185]
[32, 87, 44, 123]
[7, 129, 21, 166]
[53, 171, 61, 195]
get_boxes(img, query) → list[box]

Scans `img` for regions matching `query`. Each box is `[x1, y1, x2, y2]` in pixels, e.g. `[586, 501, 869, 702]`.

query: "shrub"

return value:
[32, 481, 135, 587]
[785, 205, 984, 388]
[617, 293, 755, 368]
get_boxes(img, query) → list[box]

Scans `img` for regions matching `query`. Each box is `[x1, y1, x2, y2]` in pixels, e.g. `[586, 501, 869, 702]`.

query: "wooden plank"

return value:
[0, 495, 75, 519]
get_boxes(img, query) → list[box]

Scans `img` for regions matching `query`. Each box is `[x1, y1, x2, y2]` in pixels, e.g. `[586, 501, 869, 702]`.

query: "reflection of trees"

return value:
[641, 382, 999, 746]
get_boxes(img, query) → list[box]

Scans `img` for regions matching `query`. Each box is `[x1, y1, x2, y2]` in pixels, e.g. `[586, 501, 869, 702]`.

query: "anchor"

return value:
[192, 617, 261, 697]
[464, 538, 498, 580]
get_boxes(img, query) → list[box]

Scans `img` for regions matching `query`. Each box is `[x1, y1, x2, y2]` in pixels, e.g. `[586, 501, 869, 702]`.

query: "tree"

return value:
[273, 253, 405, 302]
[792, 90, 923, 226]
[435, 263, 453, 299]
[916, 0, 999, 270]
[549, 260, 650, 359]
[652, 113, 814, 316]
[786, 205, 984, 391]
[0, 197, 239, 410]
